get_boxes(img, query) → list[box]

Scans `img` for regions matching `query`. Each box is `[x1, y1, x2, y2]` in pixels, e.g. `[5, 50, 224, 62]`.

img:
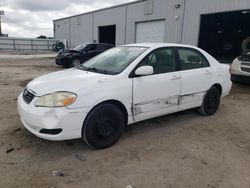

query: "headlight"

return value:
[35, 92, 77, 107]
[231, 58, 240, 72]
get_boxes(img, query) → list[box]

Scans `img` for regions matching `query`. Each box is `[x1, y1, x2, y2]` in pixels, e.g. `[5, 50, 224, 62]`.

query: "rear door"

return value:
[132, 47, 181, 122]
[177, 47, 213, 110]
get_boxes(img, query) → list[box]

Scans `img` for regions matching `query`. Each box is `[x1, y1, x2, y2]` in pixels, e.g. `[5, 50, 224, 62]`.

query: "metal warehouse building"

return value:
[53, 0, 250, 62]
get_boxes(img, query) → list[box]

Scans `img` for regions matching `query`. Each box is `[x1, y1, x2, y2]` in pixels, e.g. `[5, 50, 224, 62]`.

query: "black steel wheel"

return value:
[199, 86, 221, 116]
[72, 58, 81, 67]
[82, 103, 125, 149]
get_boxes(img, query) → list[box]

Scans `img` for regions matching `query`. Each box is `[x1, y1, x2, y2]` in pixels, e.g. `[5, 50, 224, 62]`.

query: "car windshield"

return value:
[73, 44, 87, 51]
[79, 46, 147, 75]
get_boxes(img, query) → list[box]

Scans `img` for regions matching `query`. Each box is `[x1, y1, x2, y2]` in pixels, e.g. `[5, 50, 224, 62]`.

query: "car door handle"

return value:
[171, 75, 180, 80]
[204, 70, 212, 75]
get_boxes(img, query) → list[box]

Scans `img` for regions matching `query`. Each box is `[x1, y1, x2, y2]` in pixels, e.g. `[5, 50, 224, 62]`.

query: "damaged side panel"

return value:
[133, 96, 179, 122]
[178, 91, 205, 110]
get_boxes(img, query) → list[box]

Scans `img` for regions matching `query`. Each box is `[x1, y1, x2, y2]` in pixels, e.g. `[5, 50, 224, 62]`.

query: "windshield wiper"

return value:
[78, 65, 114, 75]
[78, 65, 99, 72]
[86, 67, 99, 72]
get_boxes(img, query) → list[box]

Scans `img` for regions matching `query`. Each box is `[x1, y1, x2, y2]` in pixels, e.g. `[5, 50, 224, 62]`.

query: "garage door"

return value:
[136, 20, 165, 43]
[198, 10, 250, 63]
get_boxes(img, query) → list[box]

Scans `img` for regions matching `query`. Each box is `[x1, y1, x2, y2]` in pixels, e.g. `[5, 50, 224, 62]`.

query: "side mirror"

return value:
[135, 66, 154, 76]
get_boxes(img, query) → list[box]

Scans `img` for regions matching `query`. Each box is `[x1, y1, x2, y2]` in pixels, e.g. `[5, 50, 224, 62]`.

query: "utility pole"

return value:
[0, 10, 4, 36]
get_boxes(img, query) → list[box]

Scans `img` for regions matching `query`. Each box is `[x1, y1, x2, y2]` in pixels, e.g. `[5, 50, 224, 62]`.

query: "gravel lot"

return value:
[0, 57, 250, 188]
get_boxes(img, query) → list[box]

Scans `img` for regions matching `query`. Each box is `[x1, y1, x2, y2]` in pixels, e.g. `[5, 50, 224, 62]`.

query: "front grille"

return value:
[23, 88, 35, 104]
[40, 129, 62, 135]
[241, 61, 250, 66]
[238, 55, 250, 61]
[241, 67, 250, 73]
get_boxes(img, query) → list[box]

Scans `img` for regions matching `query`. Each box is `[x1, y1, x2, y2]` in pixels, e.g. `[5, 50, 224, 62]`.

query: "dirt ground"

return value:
[0, 57, 250, 188]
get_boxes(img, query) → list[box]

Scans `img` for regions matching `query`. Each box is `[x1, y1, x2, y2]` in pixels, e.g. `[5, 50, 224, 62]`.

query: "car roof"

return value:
[89, 43, 114, 46]
[123, 43, 198, 49]
[78, 43, 114, 46]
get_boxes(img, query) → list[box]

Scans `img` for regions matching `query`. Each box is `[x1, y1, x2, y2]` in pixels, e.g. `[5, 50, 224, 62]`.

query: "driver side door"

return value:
[132, 47, 181, 122]
[83, 44, 98, 61]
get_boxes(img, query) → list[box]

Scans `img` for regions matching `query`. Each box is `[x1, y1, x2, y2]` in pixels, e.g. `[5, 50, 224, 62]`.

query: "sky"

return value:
[0, 0, 135, 38]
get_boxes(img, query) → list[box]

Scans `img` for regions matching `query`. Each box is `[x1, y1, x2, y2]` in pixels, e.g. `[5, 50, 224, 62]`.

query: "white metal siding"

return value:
[126, 0, 168, 44]
[93, 6, 126, 46]
[54, 19, 70, 45]
[53, 0, 250, 47]
[136, 20, 165, 43]
[69, 13, 93, 48]
[181, 0, 250, 45]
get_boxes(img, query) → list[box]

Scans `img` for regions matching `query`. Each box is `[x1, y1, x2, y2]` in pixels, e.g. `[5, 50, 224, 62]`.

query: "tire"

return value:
[199, 86, 221, 116]
[72, 58, 81, 67]
[82, 103, 125, 149]
[62, 62, 72, 68]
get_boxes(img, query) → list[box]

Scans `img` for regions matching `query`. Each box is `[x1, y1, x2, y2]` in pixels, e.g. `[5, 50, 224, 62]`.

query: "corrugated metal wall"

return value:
[53, 0, 250, 48]
[93, 6, 127, 46]
[182, 0, 250, 45]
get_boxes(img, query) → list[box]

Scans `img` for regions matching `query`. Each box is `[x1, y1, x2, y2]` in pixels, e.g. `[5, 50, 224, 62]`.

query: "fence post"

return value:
[31, 40, 33, 50]
[13, 39, 15, 50]
[47, 40, 49, 50]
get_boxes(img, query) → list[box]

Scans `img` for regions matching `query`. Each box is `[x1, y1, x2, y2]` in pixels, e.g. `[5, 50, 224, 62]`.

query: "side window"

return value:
[96, 44, 106, 51]
[139, 48, 176, 75]
[86, 44, 96, 51]
[178, 48, 209, 70]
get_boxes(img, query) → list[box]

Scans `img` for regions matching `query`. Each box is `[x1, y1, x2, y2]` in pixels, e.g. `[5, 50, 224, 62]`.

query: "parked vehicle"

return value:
[18, 43, 232, 149]
[231, 37, 250, 83]
[231, 53, 250, 83]
[55, 43, 114, 68]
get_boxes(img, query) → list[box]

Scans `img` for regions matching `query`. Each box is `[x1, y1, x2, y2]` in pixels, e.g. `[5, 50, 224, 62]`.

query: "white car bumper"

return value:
[231, 58, 250, 83]
[18, 93, 90, 141]
[221, 81, 232, 97]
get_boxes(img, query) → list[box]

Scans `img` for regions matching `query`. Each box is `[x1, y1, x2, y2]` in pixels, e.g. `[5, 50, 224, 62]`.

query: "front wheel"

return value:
[72, 58, 81, 67]
[82, 103, 125, 149]
[199, 86, 221, 116]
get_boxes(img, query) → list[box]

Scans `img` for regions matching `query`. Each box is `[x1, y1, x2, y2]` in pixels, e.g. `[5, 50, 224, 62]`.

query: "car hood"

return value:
[27, 68, 111, 96]
[57, 49, 81, 56]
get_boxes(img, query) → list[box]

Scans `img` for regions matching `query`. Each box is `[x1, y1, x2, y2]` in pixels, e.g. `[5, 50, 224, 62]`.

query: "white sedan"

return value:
[18, 43, 232, 149]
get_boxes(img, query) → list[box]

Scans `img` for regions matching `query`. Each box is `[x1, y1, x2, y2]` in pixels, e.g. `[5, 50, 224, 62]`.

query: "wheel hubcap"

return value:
[95, 116, 115, 138]
[72, 59, 80, 67]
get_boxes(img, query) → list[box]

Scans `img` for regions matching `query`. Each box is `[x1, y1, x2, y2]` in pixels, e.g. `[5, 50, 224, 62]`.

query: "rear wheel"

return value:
[82, 103, 125, 149]
[199, 86, 221, 116]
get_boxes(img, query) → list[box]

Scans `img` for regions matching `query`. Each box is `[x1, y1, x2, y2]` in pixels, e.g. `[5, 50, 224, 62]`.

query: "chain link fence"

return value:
[0, 37, 58, 51]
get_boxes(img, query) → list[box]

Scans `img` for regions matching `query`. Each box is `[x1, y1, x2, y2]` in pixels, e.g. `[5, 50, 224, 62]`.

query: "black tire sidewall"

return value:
[83, 104, 125, 149]
[72, 58, 81, 67]
[202, 87, 221, 116]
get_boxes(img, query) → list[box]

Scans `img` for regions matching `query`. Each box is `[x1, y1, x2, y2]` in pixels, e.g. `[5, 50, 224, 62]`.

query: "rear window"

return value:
[178, 48, 209, 70]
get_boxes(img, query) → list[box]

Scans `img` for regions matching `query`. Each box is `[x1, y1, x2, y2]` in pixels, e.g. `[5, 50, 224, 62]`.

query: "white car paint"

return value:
[18, 43, 232, 141]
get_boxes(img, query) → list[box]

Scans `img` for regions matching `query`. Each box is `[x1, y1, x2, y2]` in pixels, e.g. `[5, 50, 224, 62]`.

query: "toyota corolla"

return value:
[18, 43, 232, 149]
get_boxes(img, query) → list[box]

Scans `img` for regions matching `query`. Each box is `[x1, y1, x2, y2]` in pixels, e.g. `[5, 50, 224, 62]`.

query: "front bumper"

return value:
[231, 74, 250, 83]
[55, 56, 71, 66]
[18, 93, 90, 141]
